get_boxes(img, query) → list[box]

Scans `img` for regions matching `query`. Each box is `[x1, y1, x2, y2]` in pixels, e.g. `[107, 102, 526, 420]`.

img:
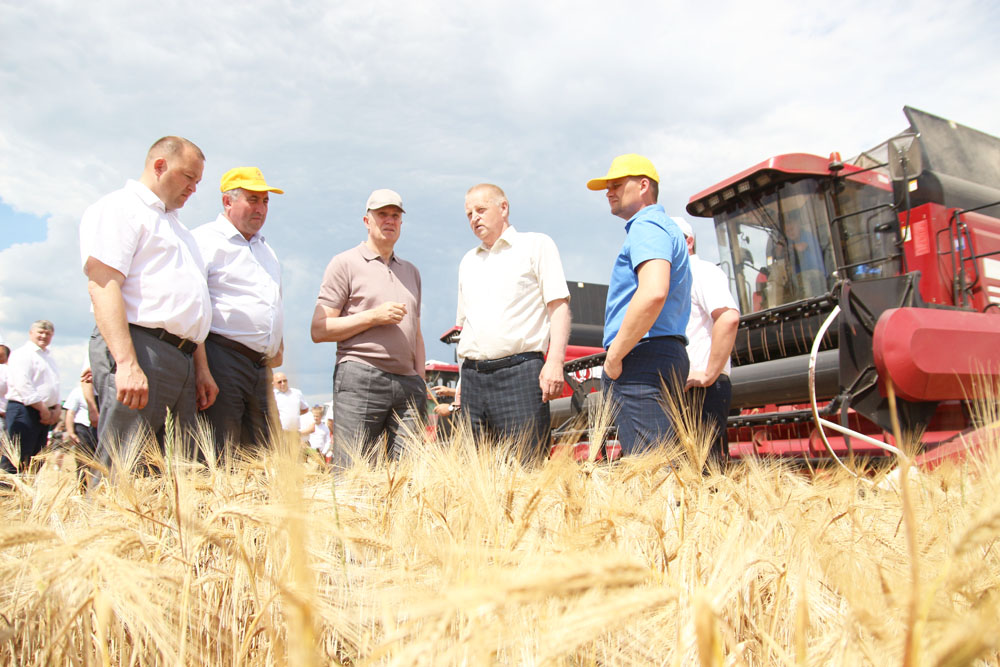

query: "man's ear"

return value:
[153, 157, 168, 178]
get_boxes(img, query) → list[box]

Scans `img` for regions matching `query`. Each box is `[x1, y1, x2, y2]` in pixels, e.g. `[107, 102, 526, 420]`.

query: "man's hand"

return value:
[686, 370, 717, 390]
[539, 359, 565, 402]
[372, 301, 407, 326]
[195, 366, 218, 411]
[603, 351, 623, 381]
[115, 360, 149, 410]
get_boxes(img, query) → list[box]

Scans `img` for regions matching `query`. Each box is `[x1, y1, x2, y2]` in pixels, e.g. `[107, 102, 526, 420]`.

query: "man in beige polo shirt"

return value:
[311, 189, 426, 464]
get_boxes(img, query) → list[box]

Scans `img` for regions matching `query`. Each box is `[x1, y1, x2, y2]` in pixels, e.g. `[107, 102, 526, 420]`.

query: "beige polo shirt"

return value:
[316, 243, 422, 376]
[456, 226, 569, 361]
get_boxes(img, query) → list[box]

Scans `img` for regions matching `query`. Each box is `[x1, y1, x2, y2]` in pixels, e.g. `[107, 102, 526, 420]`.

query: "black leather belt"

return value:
[207, 332, 269, 367]
[462, 351, 543, 372]
[129, 324, 198, 355]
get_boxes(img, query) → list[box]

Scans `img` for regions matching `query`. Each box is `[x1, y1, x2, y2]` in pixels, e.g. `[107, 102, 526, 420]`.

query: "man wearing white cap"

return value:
[81, 136, 214, 469]
[193, 167, 285, 455]
[673, 217, 740, 463]
[587, 154, 692, 456]
[311, 189, 426, 464]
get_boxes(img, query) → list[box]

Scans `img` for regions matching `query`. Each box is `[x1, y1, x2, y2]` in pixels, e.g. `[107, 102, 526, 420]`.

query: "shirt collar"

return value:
[476, 225, 517, 254]
[358, 242, 398, 265]
[624, 204, 664, 231]
[126, 179, 168, 213]
[213, 213, 262, 243]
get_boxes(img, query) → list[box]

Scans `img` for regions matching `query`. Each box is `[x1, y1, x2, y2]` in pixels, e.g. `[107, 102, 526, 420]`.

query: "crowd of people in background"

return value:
[1, 137, 742, 487]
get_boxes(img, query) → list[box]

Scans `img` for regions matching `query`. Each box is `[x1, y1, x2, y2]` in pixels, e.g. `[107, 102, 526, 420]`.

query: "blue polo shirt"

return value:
[603, 204, 692, 349]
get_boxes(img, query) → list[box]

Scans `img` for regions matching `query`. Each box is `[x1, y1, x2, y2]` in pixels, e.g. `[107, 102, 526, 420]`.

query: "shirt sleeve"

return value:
[703, 263, 740, 315]
[627, 219, 679, 270]
[534, 234, 570, 305]
[80, 197, 141, 276]
[316, 254, 350, 311]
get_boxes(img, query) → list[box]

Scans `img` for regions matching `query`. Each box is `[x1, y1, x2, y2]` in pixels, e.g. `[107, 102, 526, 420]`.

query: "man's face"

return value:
[29, 325, 53, 350]
[273, 373, 288, 391]
[225, 189, 269, 240]
[364, 206, 403, 247]
[605, 176, 646, 220]
[465, 190, 508, 247]
[158, 148, 204, 210]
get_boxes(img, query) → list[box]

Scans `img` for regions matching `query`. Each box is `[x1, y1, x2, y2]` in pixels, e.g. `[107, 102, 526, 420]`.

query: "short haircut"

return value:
[222, 187, 245, 202]
[646, 177, 659, 203]
[31, 319, 54, 331]
[146, 136, 205, 164]
[466, 183, 509, 211]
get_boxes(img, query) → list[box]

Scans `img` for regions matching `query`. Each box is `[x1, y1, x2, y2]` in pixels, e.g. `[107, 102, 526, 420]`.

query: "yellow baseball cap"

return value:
[586, 154, 659, 191]
[220, 167, 284, 194]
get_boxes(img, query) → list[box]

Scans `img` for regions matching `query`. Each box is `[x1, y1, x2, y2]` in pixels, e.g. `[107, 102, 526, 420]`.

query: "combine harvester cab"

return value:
[686, 106, 1000, 467]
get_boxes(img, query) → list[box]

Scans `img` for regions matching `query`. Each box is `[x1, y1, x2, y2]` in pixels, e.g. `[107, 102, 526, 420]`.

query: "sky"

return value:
[2, 0, 999, 405]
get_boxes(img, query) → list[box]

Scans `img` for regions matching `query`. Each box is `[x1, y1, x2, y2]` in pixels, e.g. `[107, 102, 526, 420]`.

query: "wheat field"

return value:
[1, 397, 999, 666]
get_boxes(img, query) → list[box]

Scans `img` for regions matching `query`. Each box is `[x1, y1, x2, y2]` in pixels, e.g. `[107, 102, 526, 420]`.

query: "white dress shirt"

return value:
[274, 387, 308, 430]
[192, 214, 283, 356]
[5, 341, 60, 407]
[63, 386, 92, 427]
[0, 365, 8, 415]
[456, 226, 570, 360]
[80, 179, 211, 343]
[686, 253, 740, 376]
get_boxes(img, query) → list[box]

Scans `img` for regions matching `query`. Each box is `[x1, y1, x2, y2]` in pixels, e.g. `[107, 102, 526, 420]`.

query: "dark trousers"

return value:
[602, 337, 689, 457]
[2, 401, 49, 473]
[71, 423, 99, 487]
[461, 356, 550, 461]
[332, 360, 427, 466]
[201, 339, 276, 457]
[687, 375, 732, 463]
[90, 326, 199, 470]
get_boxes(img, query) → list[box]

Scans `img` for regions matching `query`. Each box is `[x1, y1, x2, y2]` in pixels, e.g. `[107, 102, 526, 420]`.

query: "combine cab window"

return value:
[834, 180, 899, 280]
[714, 179, 835, 313]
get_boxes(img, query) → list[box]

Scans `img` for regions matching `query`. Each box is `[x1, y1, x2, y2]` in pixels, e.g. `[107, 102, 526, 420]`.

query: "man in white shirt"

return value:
[272, 372, 307, 433]
[80, 136, 215, 470]
[675, 218, 740, 463]
[456, 184, 571, 460]
[193, 167, 285, 455]
[300, 405, 332, 459]
[2, 320, 60, 474]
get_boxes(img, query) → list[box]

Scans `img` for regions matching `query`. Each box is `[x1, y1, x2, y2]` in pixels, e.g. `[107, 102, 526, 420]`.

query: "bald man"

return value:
[81, 136, 214, 471]
[455, 183, 571, 460]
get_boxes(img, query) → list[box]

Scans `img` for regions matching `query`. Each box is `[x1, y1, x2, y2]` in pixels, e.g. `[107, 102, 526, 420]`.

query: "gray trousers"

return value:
[332, 360, 426, 466]
[90, 326, 199, 470]
[201, 339, 276, 456]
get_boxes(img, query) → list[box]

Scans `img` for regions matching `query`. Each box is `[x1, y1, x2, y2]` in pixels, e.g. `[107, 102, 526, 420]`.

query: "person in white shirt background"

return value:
[0, 343, 10, 433]
[674, 218, 740, 464]
[2, 320, 60, 474]
[272, 372, 307, 434]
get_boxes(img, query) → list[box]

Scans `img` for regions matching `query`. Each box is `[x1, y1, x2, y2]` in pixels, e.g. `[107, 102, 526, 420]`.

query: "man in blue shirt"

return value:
[588, 154, 692, 456]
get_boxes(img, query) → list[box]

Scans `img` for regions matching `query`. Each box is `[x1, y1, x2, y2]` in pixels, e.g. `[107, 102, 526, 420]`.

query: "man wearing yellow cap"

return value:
[192, 167, 285, 454]
[81, 136, 214, 470]
[587, 154, 692, 456]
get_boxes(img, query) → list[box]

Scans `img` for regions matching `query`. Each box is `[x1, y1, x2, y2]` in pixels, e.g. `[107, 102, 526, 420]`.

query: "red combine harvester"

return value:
[684, 106, 1000, 466]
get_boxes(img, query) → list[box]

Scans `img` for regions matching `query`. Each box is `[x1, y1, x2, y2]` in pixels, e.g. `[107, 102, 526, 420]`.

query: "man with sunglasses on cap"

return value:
[81, 136, 214, 470]
[193, 167, 285, 455]
[311, 189, 426, 465]
[673, 217, 740, 465]
[587, 154, 692, 456]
